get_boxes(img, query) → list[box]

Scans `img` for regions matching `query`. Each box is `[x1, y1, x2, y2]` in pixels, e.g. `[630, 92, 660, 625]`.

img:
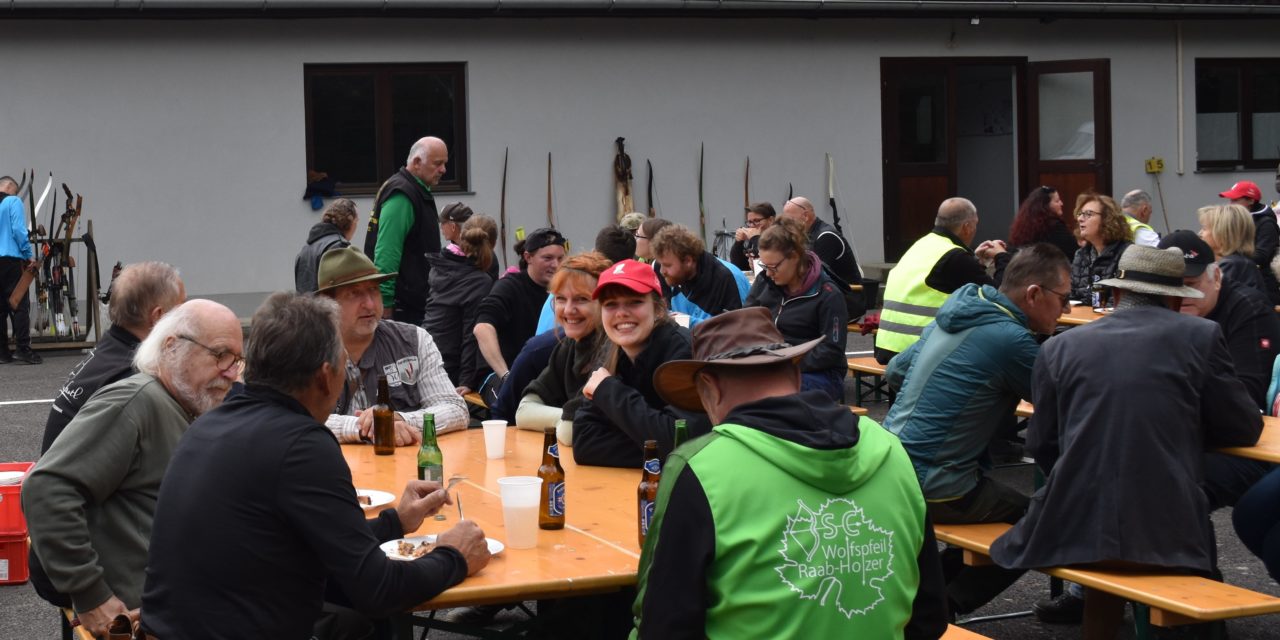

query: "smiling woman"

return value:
[516, 252, 613, 445]
[569, 260, 709, 468]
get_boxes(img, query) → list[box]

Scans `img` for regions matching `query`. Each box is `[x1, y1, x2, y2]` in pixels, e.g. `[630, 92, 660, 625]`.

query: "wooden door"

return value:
[882, 60, 954, 261]
[1025, 59, 1112, 209]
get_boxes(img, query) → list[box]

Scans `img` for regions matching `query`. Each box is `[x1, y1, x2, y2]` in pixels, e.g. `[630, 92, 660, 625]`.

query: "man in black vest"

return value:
[781, 196, 861, 285]
[316, 247, 469, 448]
[364, 136, 448, 326]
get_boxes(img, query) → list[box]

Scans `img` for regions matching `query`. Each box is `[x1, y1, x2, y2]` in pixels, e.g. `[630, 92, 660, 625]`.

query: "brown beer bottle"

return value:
[372, 375, 395, 456]
[637, 440, 660, 547]
[537, 427, 566, 530]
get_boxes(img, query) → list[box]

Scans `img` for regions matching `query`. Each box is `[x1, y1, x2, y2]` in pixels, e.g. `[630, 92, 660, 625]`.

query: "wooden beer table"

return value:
[1058, 304, 1105, 326]
[343, 428, 641, 627]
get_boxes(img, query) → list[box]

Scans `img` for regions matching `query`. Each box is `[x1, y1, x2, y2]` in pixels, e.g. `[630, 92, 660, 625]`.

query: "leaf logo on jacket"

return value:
[775, 497, 896, 618]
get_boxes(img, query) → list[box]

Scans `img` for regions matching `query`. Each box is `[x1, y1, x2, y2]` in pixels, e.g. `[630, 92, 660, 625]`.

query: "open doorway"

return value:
[955, 65, 1019, 249]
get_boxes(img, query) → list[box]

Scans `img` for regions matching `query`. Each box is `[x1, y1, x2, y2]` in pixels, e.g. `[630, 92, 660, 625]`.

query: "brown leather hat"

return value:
[654, 307, 821, 412]
[315, 247, 396, 294]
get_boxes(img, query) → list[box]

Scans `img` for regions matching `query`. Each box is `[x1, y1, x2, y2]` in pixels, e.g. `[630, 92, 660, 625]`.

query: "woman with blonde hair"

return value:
[1199, 204, 1269, 297]
[516, 252, 613, 446]
[1069, 193, 1132, 306]
[745, 217, 848, 401]
[423, 215, 498, 394]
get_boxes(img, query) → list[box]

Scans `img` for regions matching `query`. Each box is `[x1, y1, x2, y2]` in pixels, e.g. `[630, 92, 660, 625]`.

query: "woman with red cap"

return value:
[1221, 180, 1280, 304]
[572, 259, 709, 467]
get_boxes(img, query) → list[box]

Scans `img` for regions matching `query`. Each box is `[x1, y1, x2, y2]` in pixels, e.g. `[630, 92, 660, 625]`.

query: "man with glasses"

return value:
[729, 201, 775, 272]
[23, 299, 242, 637]
[780, 196, 861, 285]
[874, 197, 1010, 364]
[315, 247, 467, 447]
[882, 244, 1070, 618]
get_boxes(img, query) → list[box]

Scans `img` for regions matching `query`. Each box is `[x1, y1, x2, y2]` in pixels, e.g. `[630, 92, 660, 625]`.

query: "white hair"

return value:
[133, 300, 202, 375]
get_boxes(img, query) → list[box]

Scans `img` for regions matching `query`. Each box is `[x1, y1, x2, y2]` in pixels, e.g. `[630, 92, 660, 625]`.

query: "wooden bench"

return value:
[61, 607, 94, 640]
[933, 522, 1280, 629]
[847, 356, 891, 405]
[942, 624, 992, 639]
[462, 391, 487, 409]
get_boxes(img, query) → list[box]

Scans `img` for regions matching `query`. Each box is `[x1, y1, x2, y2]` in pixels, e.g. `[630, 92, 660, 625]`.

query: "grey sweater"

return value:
[23, 373, 193, 612]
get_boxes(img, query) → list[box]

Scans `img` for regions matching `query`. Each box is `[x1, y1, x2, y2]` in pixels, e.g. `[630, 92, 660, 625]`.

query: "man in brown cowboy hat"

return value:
[989, 244, 1262, 638]
[315, 246, 467, 447]
[632, 307, 947, 639]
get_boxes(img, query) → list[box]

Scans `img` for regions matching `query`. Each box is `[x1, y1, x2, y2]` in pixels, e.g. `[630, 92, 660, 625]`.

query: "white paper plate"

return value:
[356, 489, 395, 510]
[0, 471, 25, 485]
[381, 535, 505, 560]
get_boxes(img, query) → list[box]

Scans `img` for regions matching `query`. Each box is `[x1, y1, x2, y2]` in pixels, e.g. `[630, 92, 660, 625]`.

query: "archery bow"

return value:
[826, 153, 844, 236]
[646, 159, 655, 218]
[787, 182, 794, 203]
[546, 152, 555, 229]
[499, 147, 509, 269]
[698, 143, 707, 243]
[744, 156, 751, 209]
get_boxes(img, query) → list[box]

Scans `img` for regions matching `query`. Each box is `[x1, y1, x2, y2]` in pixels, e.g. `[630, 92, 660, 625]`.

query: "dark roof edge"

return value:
[4, 1, 1280, 20]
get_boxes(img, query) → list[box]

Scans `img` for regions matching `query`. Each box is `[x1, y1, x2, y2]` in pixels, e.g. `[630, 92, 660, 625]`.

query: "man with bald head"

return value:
[780, 196, 861, 285]
[23, 299, 242, 637]
[875, 197, 1010, 364]
[364, 136, 449, 326]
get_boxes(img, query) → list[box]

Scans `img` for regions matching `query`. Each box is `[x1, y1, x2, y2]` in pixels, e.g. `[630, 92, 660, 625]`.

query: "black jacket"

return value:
[1016, 217, 1079, 264]
[659, 251, 744, 319]
[474, 270, 547, 369]
[364, 167, 440, 316]
[573, 322, 710, 467]
[924, 227, 1010, 294]
[294, 222, 349, 293]
[728, 236, 758, 272]
[424, 251, 496, 389]
[636, 393, 949, 640]
[1069, 240, 1130, 302]
[808, 218, 861, 285]
[523, 331, 604, 421]
[744, 255, 848, 375]
[989, 306, 1262, 572]
[1219, 253, 1269, 299]
[40, 324, 141, 453]
[142, 385, 467, 638]
[1207, 277, 1280, 411]
[1249, 203, 1280, 305]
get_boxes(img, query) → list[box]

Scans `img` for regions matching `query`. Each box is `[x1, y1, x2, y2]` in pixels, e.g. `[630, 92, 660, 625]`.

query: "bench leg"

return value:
[60, 612, 72, 640]
[1082, 588, 1127, 640]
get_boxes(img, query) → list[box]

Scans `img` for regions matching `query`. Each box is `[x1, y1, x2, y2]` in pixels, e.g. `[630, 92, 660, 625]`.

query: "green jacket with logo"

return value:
[630, 392, 947, 639]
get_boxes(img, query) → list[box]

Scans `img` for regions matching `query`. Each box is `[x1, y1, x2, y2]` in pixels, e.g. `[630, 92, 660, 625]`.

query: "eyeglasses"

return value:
[1076, 209, 1103, 219]
[1042, 285, 1072, 308]
[178, 335, 244, 373]
[745, 217, 767, 227]
[633, 233, 648, 241]
[759, 255, 791, 274]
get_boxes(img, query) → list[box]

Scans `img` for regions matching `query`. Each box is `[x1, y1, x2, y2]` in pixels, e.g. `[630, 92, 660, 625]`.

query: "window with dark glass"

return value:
[305, 63, 468, 194]
[1196, 59, 1280, 170]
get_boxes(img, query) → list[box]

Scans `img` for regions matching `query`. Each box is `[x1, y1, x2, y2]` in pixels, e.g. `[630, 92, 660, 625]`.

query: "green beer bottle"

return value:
[417, 413, 444, 483]
[673, 418, 689, 448]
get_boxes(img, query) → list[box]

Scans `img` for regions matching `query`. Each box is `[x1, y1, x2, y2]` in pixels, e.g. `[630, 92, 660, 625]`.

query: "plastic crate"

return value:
[0, 534, 28, 584]
[0, 461, 36, 535]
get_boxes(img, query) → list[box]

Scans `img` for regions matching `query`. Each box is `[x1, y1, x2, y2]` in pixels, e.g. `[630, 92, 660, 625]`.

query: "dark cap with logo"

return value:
[1156, 229, 1215, 278]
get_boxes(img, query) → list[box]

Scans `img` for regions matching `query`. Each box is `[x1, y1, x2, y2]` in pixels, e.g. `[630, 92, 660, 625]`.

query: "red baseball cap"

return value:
[1219, 180, 1262, 202]
[592, 259, 662, 299]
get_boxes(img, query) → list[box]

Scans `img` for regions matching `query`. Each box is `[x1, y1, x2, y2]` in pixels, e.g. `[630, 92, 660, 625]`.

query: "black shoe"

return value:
[1033, 592, 1084, 624]
[0, 349, 11, 364]
[12, 348, 42, 365]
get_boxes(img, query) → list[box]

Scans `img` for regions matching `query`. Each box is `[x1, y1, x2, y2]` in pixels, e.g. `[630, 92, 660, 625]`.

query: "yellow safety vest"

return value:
[1126, 216, 1154, 238]
[876, 232, 958, 355]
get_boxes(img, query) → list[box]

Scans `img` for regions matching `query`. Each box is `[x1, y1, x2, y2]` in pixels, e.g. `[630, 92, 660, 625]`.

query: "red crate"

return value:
[0, 534, 28, 584]
[0, 461, 35, 535]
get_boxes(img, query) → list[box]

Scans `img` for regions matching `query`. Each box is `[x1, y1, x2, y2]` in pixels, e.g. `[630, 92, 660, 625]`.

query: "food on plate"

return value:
[397, 540, 436, 558]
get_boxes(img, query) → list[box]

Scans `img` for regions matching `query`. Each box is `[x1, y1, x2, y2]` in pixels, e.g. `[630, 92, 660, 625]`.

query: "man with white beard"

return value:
[23, 299, 242, 638]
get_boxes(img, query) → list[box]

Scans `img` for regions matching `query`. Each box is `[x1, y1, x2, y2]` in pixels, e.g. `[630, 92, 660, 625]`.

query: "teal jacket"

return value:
[883, 283, 1039, 501]
[631, 392, 947, 639]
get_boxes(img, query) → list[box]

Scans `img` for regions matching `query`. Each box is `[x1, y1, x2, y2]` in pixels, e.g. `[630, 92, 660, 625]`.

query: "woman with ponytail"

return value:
[424, 214, 498, 394]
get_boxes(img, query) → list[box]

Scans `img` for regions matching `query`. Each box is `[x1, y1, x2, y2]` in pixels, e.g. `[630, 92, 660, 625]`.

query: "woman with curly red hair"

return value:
[1009, 186, 1078, 261]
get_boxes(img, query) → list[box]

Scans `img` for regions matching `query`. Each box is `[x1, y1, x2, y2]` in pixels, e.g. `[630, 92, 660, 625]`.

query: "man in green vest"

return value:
[1120, 189, 1160, 247]
[635, 307, 948, 639]
[875, 197, 1009, 364]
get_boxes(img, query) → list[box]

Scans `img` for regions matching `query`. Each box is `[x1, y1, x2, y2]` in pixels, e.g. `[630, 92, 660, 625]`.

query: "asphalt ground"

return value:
[1, 333, 1278, 638]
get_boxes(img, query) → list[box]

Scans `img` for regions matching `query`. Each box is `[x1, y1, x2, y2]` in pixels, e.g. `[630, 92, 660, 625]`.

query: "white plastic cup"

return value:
[497, 476, 543, 549]
[671, 312, 691, 329]
[482, 420, 508, 459]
